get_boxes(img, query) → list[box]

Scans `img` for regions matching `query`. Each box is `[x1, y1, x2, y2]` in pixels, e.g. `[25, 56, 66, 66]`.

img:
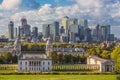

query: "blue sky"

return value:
[0, 0, 120, 38]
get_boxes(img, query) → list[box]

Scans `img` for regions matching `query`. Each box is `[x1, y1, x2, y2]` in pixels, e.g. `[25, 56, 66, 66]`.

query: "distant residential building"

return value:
[87, 56, 115, 72]
[0, 35, 8, 42]
[54, 48, 86, 55]
[8, 21, 14, 40]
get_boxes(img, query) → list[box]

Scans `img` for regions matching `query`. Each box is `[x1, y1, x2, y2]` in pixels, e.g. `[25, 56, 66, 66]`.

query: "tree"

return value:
[48, 51, 57, 64]
[4, 52, 12, 63]
[72, 54, 78, 64]
[0, 55, 4, 64]
[100, 50, 110, 59]
[80, 54, 86, 64]
[57, 52, 63, 64]
[116, 54, 120, 73]
[87, 48, 97, 56]
[111, 47, 120, 61]
[12, 55, 18, 63]
[64, 54, 71, 64]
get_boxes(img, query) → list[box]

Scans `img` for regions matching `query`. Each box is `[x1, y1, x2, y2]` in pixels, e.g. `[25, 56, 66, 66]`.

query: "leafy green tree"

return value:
[64, 54, 72, 64]
[12, 55, 18, 63]
[4, 52, 12, 63]
[116, 54, 120, 73]
[100, 50, 110, 59]
[57, 52, 63, 64]
[111, 47, 120, 61]
[72, 54, 78, 64]
[49, 51, 57, 64]
[80, 54, 86, 64]
[0, 55, 4, 64]
[87, 48, 97, 56]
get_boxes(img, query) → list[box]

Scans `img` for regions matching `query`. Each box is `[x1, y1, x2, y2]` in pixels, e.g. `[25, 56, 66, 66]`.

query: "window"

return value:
[25, 67, 27, 71]
[43, 62, 45, 65]
[25, 62, 27, 65]
[48, 67, 49, 70]
[20, 62, 22, 65]
[48, 62, 50, 65]
[39, 61, 41, 66]
[43, 67, 45, 70]
[20, 67, 22, 70]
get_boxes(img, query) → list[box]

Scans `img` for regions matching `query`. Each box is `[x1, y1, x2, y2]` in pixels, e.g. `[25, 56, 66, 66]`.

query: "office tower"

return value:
[8, 21, 14, 40]
[62, 16, 69, 35]
[108, 34, 114, 41]
[50, 21, 59, 37]
[100, 25, 110, 41]
[14, 27, 18, 38]
[92, 24, 100, 42]
[78, 26, 85, 41]
[69, 24, 79, 43]
[50, 21, 59, 42]
[68, 18, 78, 26]
[85, 28, 92, 42]
[32, 27, 38, 38]
[79, 19, 88, 28]
[60, 26, 65, 35]
[20, 18, 31, 38]
[21, 18, 27, 26]
[42, 24, 50, 38]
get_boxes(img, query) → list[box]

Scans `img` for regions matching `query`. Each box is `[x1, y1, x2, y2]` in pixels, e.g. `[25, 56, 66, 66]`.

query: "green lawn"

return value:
[0, 75, 118, 80]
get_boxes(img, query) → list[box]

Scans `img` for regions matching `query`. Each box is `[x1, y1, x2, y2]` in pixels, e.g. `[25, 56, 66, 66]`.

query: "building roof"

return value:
[89, 56, 114, 63]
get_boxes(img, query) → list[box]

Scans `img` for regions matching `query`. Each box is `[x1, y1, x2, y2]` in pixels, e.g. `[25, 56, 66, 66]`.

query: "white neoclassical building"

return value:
[18, 53, 52, 72]
[87, 56, 115, 72]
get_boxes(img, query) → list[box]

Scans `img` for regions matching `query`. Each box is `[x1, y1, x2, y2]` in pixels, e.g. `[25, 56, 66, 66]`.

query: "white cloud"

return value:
[75, 0, 102, 8]
[0, 0, 22, 10]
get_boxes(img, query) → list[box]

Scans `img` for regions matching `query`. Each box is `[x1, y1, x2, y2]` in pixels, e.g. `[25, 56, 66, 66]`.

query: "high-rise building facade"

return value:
[8, 21, 14, 40]
[32, 27, 38, 38]
[14, 27, 18, 38]
[20, 18, 31, 38]
[50, 21, 59, 37]
[100, 25, 110, 41]
[79, 19, 88, 28]
[42, 24, 50, 38]
[62, 16, 69, 35]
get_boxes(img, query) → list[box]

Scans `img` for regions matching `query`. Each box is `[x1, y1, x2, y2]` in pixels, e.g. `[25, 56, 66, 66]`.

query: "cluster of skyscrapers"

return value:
[6, 16, 114, 43]
[43, 16, 114, 43]
[7, 18, 39, 42]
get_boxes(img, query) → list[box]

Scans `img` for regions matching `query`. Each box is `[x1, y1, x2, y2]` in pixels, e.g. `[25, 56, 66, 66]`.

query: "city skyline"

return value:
[0, 0, 120, 38]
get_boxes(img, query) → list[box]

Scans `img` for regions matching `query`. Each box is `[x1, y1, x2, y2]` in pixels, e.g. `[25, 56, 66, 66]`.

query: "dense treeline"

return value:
[0, 52, 18, 64]
[49, 51, 86, 64]
[21, 43, 46, 51]
[21, 42, 115, 51]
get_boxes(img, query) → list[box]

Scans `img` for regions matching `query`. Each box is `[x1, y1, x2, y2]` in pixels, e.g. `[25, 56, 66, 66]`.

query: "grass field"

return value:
[0, 75, 118, 80]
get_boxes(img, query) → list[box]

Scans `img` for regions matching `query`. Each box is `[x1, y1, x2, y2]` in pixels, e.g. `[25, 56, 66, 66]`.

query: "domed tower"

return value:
[21, 18, 27, 26]
[46, 38, 53, 57]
